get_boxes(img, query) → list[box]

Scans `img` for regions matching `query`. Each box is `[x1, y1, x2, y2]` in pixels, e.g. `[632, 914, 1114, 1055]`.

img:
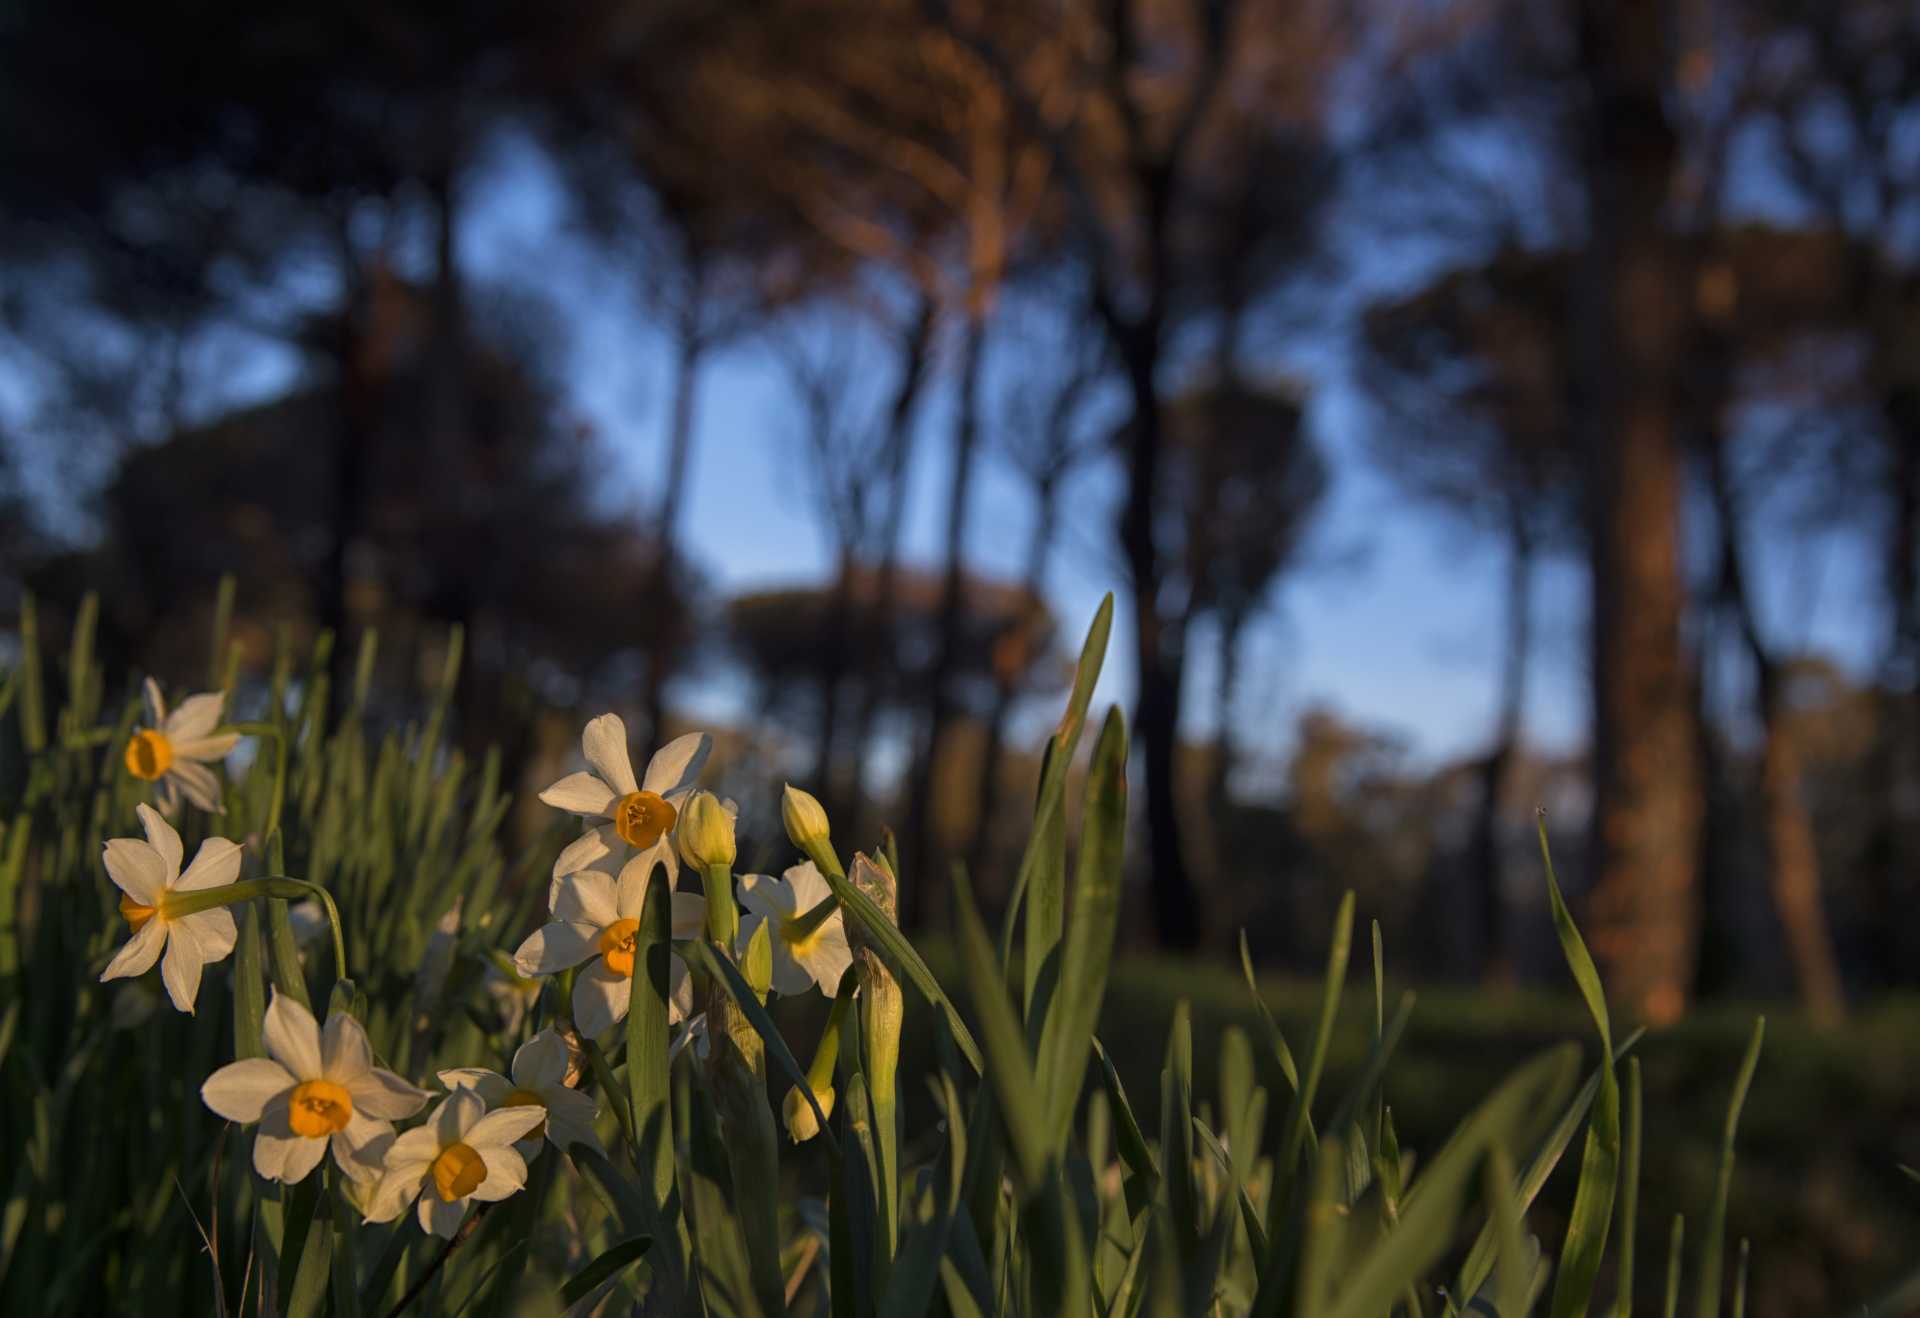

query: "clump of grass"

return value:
[0, 583, 1894, 1317]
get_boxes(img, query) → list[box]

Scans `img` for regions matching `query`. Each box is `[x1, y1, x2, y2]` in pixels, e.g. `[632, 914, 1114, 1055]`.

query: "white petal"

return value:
[796, 922, 853, 996]
[169, 760, 224, 813]
[173, 838, 242, 892]
[572, 959, 629, 1038]
[419, 1194, 468, 1239]
[321, 1011, 373, 1083]
[155, 777, 181, 818]
[553, 870, 620, 930]
[252, 1109, 299, 1181]
[512, 921, 597, 977]
[551, 828, 615, 881]
[176, 907, 237, 964]
[170, 732, 242, 762]
[332, 1114, 396, 1184]
[100, 919, 167, 981]
[161, 919, 208, 1013]
[263, 989, 325, 1080]
[783, 861, 832, 909]
[437, 1068, 513, 1104]
[466, 1105, 547, 1152]
[201, 1058, 295, 1123]
[641, 732, 711, 796]
[136, 803, 183, 878]
[543, 1088, 603, 1156]
[581, 714, 639, 796]
[143, 677, 167, 726]
[736, 872, 795, 921]
[438, 1088, 488, 1141]
[669, 954, 694, 1024]
[770, 940, 816, 998]
[280, 1131, 329, 1183]
[511, 1031, 569, 1090]
[164, 690, 226, 741]
[363, 1169, 423, 1224]
[539, 771, 615, 818]
[614, 850, 658, 921]
[672, 892, 707, 940]
[103, 839, 168, 905]
[383, 1125, 445, 1172]
[349, 1068, 430, 1120]
[468, 1144, 529, 1202]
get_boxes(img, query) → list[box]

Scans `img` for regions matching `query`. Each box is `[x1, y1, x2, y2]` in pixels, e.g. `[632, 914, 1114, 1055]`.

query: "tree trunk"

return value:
[1468, 507, 1532, 987]
[845, 296, 935, 821]
[1117, 331, 1201, 950]
[1576, 0, 1701, 1023]
[968, 474, 1057, 896]
[645, 322, 705, 748]
[1706, 445, 1846, 1022]
[903, 309, 987, 924]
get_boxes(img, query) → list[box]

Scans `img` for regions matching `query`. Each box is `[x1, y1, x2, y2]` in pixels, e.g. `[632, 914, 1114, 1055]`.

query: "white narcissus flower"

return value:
[99, 803, 244, 1013]
[512, 855, 706, 1037]
[538, 718, 710, 889]
[125, 678, 242, 815]
[201, 990, 430, 1184]
[738, 861, 853, 997]
[362, 1088, 547, 1238]
[438, 1028, 602, 1162]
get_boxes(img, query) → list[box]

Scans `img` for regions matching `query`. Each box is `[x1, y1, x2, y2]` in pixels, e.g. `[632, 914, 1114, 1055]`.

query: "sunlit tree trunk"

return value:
[1705, 442, 1845, 1022]
[644, 309, 705, 749]
[1576, 0, 1701, 1023]
[904, 309, 985, 924]
[1468, 502, 1532, 987]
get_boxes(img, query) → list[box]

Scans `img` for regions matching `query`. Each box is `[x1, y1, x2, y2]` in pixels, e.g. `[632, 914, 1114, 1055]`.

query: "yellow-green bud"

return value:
[783, 1083, 836, 1142]
[677, 790, 736, 869]
[781, 783, 830, 850]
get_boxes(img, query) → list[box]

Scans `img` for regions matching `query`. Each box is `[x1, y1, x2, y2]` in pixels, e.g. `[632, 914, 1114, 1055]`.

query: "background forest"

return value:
[2, 0, 1917, 1030]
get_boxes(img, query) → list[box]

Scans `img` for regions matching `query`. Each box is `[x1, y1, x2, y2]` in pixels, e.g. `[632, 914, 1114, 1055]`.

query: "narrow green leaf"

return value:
[1268, 890, 1354, 1240]
[1539, 815, 1620, 1318]
[1663, 1216, 1685, 1318]
[953, 867, 1047, 1190]
[1305, 1045, 1579, 1318]
[1692, 1019, 1764, 1318]
[692, 940, 838, 1157]
[822, 864, 982, 1073]
[1037, 705, 1128, 1149]
[1617, 1057, 1644, 1318]
[559, 1235, 653, 1306]
[627, 873, 678, 1205]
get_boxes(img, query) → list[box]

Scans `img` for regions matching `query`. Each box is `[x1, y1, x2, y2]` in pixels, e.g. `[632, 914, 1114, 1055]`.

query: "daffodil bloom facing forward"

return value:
[201, 990, 429, 1184]
[738, 861, 852, 997]
[513, 855, 706, 1037]
[538, 718, 710, 887]
[100, 803, 243, 1013]
[363, 1089, 547, 1238]
[125, 678, 241, 815]
[438, 1028, 601, 1161]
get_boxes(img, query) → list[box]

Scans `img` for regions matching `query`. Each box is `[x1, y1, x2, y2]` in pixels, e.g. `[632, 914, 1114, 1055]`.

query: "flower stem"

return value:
[163, 876, 348, 982]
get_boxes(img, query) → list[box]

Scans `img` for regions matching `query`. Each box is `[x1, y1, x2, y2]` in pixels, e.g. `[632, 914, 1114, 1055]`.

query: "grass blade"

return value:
[559, 1236, 653, 1307]
[1692, 1019, 1764, 1318]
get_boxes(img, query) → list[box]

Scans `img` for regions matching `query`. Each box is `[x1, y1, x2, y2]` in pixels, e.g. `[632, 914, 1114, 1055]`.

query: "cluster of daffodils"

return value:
[512, 716, 853, 1045]
[96, 692, 863, 1246]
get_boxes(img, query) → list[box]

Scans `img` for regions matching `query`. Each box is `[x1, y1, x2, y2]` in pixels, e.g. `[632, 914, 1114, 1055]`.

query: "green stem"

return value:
[787, 893, 841, 942]
[703, 862, 738, 948]
[232, 721, 290, 837]
[163, 876, 347, 982]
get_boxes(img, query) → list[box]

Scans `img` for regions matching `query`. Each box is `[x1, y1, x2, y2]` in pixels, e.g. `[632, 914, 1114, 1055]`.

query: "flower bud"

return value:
[676, 790, 736, 869]
[781, 783, 830, 851]
[783, 1083, 836, 1143]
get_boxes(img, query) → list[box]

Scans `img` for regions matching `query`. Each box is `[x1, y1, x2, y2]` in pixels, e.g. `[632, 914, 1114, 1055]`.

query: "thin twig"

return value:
[382, 1203, 491, 1318]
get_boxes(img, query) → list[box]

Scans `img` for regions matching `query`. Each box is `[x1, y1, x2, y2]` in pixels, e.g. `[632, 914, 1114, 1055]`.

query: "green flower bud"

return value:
[782, 1083, 836, 1142]
[781, 783, 830, 850]
[677, 790, 736, 869]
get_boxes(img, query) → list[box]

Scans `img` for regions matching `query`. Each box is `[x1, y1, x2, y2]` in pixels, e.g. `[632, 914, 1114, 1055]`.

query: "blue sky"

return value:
[444, 134, 1889, 775]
